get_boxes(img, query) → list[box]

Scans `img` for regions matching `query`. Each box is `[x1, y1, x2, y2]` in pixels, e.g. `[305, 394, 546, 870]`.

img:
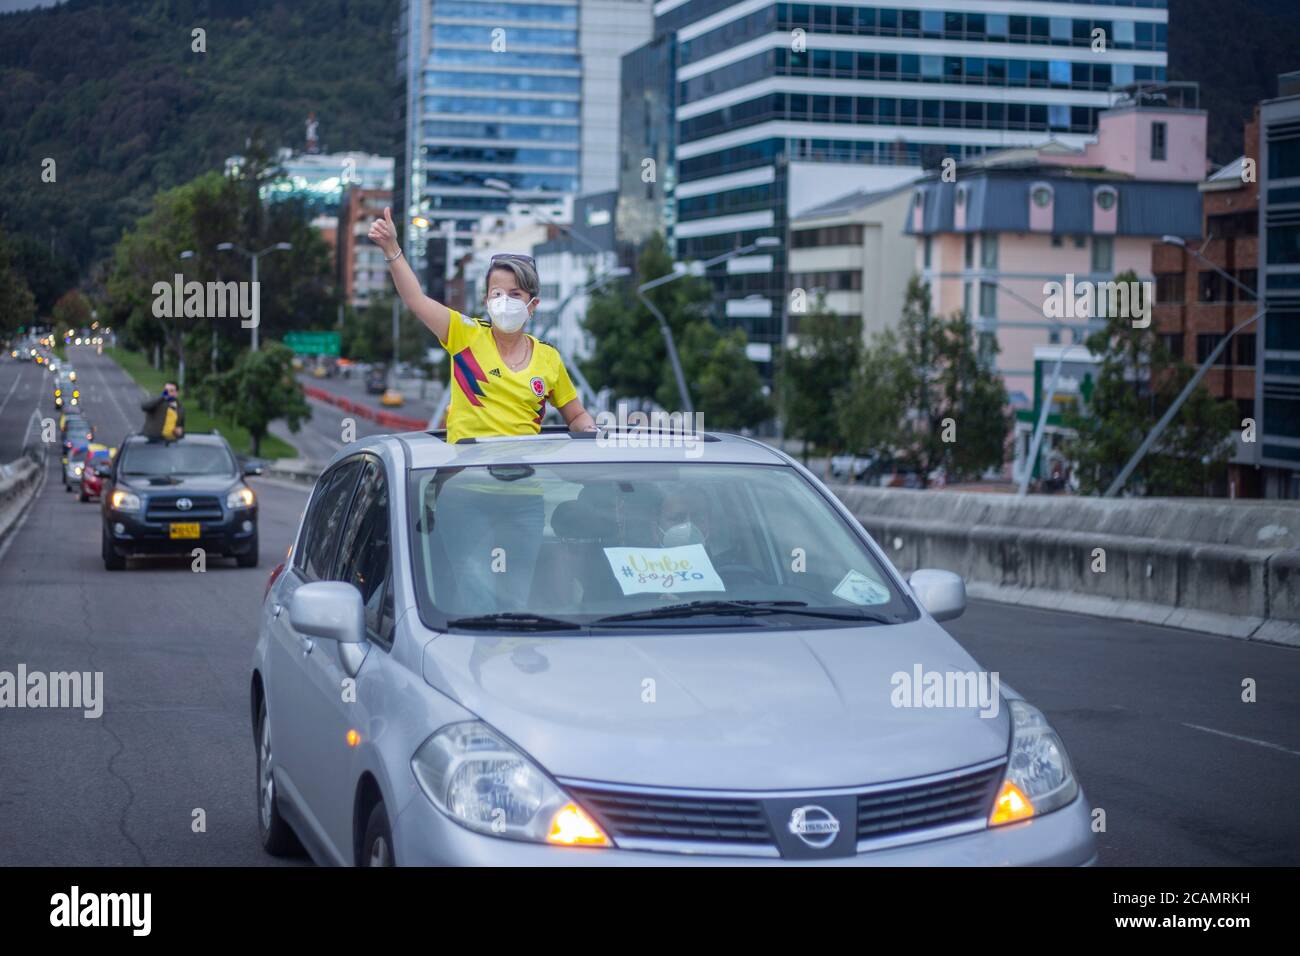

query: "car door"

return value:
[290, 455, 394, 862]
[266, 456, 363, 854]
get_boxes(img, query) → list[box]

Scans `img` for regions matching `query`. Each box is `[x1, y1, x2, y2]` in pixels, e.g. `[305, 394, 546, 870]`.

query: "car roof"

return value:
[333, 427, 793, 472]
[123, 432, 228, 447]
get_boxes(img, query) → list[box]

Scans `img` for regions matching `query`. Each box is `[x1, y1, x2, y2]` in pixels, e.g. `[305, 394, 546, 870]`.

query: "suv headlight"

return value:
[990, 700, 1079, 826]
[110, 489, 141, 512]
[226, 485, 255, 509]
[412, 721, 610, 847]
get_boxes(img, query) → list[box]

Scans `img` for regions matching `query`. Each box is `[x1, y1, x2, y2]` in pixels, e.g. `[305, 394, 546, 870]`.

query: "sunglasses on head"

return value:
[490, 253, 536, 268]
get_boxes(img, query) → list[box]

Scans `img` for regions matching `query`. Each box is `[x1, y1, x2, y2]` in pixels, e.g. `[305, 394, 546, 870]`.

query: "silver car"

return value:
[251, 429, 1096, 866]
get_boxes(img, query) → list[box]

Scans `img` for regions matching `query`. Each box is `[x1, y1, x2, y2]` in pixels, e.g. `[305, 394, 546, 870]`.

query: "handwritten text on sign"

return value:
[603, 545, 726, 596]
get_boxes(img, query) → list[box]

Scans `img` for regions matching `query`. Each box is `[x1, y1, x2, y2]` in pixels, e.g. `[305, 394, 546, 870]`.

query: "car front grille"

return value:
[856, 763, 1003, 841]
[145, 495, 224, 521]
[565, 787, 772, 846]
[565, 760, 1005, 857]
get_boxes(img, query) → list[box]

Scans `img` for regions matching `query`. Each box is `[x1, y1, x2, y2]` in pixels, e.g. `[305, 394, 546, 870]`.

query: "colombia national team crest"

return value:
[529, 375, 546, 397]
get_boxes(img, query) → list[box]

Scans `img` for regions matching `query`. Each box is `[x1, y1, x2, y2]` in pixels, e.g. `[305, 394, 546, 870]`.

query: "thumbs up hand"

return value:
[368, 206, 400, 257]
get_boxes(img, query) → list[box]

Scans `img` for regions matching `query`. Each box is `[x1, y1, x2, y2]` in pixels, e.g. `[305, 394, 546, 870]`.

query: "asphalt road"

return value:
[0, 346, 1296, 866]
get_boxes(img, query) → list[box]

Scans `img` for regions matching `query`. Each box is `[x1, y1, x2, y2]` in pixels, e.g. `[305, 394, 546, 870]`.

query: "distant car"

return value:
[79, 449, 115, 502]
[64, 443, 93, 491]
[101, 433, 259, 570]
[365, 370, 387, 395]
[380, 388, 404, 407]
[60, 417, 93, 461]
[830, 455, 876, 482]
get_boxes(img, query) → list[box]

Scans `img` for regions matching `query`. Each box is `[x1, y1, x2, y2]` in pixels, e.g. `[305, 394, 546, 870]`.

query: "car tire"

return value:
[101, 530, 126, 571]
[256, 699, 303, 857]
[360, 802, 395, 867]
[236, 534, 259, 568]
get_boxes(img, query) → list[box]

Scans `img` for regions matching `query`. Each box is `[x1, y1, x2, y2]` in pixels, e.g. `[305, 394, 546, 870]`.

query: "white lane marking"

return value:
[0, 363, 27, 420]
[1181, 723, 1300, 758]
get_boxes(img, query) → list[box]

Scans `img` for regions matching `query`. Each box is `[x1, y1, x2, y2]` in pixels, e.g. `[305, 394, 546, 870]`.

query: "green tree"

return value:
[206, 343, 310, 457]
[780, 298, 862, 465]
[834, 328, 911, 475]
[1062, 270, 1236, 496]
[680, 323, 771, 430]
[6, 235, 79, 318]
[0, 225, 37, 336]
[52, 290, 92, 332]
[342, 296, 434, 365]
[891, 276, 1009, 486]
[581, 233, 712, 409]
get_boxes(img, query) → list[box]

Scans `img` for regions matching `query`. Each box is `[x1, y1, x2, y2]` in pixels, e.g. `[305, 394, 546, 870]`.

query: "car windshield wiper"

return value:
[595, 600, 896, 625]
[446, 612, 584, 631]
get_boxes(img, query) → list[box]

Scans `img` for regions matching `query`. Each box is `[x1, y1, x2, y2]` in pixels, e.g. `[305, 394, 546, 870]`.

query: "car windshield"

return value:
[409, 462, 916, 631]
[120, 442, 236, 477]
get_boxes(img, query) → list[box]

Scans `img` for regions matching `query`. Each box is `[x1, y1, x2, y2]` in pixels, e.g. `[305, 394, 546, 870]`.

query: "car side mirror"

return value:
[908, 569, 966, 622]
[288, 581, 366, 644]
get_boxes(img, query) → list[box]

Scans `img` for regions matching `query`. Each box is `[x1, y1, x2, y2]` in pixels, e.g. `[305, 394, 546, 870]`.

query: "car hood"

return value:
[421, 620, 1010, 790]
[120, 475, 239, 493]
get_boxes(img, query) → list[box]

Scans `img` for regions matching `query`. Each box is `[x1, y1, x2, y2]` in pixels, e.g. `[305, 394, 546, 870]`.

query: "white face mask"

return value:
[660, 521, 705, 548]
[487, 295, 532, 333]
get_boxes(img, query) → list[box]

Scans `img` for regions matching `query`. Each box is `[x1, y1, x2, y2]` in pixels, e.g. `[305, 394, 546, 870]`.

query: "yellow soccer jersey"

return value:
[443, 310, 578, 445]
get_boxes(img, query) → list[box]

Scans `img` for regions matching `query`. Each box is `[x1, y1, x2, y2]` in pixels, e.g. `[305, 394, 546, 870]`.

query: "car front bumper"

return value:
[390, 787, 1097, 867]
[106, 508, 257, 555]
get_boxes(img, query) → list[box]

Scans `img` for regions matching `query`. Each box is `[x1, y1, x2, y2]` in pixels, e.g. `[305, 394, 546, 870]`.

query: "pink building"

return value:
[906, 83, 1207, 403]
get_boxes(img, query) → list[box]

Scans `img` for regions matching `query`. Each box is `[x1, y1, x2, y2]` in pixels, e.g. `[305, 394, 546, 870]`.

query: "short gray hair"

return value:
[485, 258, 540, 299]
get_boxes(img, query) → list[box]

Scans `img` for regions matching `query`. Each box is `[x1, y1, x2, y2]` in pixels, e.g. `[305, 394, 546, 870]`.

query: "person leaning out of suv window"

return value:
[367, 206, 595, 444]
[141, 382, 184, 441]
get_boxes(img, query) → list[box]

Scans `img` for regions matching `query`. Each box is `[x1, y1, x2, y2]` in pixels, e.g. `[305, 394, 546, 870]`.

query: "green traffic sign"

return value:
[284, 331, 340, 356]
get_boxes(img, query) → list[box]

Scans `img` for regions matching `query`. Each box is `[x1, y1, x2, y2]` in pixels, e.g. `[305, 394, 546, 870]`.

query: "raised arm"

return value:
[368, 206, 452, 345]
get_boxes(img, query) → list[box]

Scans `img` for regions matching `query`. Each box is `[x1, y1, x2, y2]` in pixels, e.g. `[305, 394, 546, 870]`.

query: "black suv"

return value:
[101, 433, 259, 570]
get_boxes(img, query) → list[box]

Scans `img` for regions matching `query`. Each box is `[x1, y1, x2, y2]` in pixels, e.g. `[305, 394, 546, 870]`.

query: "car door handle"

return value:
[297, 634, 314, 656]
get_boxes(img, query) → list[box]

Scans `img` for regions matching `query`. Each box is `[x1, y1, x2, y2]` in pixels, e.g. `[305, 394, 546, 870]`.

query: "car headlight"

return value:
[74, 465, 83, 476]
[990, 700, 1078, 825]
[412, 721, 610, 847]
[226, 485, 255, 509]
[110, 489, 141, 512]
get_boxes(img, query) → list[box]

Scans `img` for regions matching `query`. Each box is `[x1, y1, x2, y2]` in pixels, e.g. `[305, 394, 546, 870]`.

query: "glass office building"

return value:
[655, 0, 1169, 359]
[398, 0, 650, 281]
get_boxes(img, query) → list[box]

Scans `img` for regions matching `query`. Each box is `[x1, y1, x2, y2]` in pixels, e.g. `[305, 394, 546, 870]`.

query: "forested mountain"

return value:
[0, 0, 398, 275]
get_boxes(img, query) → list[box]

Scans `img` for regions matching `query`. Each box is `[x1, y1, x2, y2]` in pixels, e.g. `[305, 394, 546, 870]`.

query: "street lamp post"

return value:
[215, 241, 293, 352]
[177, 250, 195, 390]
[1101, 237, 1263, 498]
[637, 236, 780, 415]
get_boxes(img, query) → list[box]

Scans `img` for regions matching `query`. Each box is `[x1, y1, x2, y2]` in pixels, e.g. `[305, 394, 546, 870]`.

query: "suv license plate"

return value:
[169, 522, 200, 539]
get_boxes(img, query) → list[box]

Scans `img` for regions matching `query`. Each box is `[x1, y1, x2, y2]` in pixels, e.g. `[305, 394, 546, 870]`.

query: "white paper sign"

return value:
[603, 544, 726, 596]
[832, 569, 891, 606]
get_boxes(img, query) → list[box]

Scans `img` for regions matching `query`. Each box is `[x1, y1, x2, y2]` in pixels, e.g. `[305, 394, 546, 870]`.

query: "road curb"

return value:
[965, 581, 1300, 648]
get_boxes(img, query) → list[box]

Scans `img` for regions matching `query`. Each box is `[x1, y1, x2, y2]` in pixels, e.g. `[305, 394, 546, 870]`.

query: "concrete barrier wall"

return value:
[833, 486, 1300, 636]
[0, 455, 43, 547]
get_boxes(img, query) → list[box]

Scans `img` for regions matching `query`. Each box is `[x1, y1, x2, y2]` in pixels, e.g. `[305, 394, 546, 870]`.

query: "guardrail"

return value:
[834, 485, 1300, 646]
[0, 409, 49, 548]
[301, 384, 428, 432]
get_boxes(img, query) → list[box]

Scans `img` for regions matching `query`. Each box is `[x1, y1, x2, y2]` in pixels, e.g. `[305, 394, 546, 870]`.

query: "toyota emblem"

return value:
[176, 498, 193, 511]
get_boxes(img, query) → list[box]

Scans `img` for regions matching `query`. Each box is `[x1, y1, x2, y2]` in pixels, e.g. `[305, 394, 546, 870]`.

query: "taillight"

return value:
[264, 561, 285, 603]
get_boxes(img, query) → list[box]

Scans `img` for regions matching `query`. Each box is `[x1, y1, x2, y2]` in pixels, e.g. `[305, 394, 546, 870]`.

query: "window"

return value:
[1095, 186, 1117, 211]
[1236, 333, 1256, 367]
[1049, 60, 1071, 86]
[1073, 235, 1087, 249]
[1151, 121, 1167, 161]
[1155, 273, 1184, 304]
[1051, 235, 1063, 247]
[298, 459, 363, 580]
[336, 458, 395, 647]
[980, 233, 998, 269]
[963, 281, 972, 318]
[1196, 333, 1228, 365]
[1266, 224, 1300, 265]
[923, 237, 932, 269]
[1159, 333, 1185, 359]
[1198, 270, 1225, 302]
[964, 233, 974, 268]
[979, 281, 997, 318]
[1032, 185, 1053, 207]
[1091, 236, 1114, 273]
[1269, 138, 1300, 180]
